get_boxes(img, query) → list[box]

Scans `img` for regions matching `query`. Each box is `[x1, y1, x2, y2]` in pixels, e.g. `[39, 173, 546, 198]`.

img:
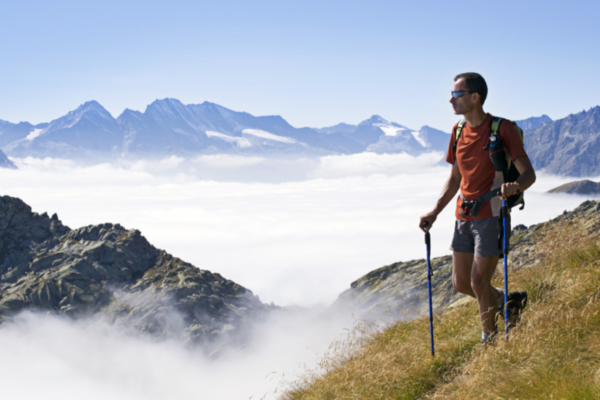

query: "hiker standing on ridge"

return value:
[419, 73, 536, 343]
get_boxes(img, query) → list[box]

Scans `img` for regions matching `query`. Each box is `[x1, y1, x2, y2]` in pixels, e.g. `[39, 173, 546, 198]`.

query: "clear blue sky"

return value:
[1, 0, 599, 131]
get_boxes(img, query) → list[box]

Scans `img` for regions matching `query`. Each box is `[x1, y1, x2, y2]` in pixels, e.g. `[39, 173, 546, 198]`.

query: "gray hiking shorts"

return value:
[450, 216, 510, 258]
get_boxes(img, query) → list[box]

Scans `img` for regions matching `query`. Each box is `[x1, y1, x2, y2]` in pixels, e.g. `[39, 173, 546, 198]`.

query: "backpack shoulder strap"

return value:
[490, 116, 503, 138]
[509, 120, 524, 144]
[452, 119, 466, 154]
[490, 117, 524, 143]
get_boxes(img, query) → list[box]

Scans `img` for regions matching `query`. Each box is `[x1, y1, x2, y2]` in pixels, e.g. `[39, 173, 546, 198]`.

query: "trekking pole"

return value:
[502, 199, 509, 340]
[422, 221, 435, 356]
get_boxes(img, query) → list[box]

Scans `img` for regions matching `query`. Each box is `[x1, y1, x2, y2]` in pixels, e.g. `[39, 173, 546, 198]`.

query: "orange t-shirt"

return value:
[445, 114, 528, 221]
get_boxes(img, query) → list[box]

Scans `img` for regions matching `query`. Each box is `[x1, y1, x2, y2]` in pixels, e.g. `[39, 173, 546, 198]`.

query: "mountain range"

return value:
[5, 99, 600, 178]
[0, 99, 454, 161]
[0, 100, 449, 159]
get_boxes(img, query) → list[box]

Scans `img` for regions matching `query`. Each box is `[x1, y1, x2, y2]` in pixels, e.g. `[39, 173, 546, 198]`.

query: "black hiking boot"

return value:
[506, 290, 528, 329]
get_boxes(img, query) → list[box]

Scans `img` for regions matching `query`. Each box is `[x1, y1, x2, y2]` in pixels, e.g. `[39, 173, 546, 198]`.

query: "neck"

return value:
[463, 106, 487, 128]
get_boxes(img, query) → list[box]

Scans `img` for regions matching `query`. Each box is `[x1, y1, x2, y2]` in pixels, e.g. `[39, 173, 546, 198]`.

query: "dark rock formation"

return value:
[547, 179, 600, 195]
[331, 255, 458, 319]
[0, 196, 272, 348]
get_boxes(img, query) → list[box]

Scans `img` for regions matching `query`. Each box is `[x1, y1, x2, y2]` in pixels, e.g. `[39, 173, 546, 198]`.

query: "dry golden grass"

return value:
[281, 218, 600, 399]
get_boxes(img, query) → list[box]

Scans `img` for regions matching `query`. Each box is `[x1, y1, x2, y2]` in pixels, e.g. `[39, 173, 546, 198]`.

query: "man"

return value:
[419, 72, 536, 342]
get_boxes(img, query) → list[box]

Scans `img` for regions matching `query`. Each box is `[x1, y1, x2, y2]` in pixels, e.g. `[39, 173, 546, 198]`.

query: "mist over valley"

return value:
[1, 148, 596, 398]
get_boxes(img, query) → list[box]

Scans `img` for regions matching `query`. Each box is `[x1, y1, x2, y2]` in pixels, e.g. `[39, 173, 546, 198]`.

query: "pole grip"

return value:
[423, 221, 431, 258]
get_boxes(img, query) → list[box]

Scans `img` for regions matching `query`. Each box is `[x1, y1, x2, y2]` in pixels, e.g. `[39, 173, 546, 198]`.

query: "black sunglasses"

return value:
[451, 90, 475, 99]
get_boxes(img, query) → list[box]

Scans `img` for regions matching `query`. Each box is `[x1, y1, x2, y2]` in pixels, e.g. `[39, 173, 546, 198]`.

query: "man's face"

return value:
[450, 78, 477, 115]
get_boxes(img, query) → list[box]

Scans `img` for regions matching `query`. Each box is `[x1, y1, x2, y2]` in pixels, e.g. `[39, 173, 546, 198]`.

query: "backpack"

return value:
[452, 116, 525, 218]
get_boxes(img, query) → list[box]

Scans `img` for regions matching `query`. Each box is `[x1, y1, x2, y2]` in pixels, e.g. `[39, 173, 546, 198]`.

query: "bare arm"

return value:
[500, 155, 536, 199]
[419, 161, 462, 232]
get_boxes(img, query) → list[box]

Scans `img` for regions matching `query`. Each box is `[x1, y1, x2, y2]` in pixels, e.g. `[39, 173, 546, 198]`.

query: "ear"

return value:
[472, 92, 480, 104]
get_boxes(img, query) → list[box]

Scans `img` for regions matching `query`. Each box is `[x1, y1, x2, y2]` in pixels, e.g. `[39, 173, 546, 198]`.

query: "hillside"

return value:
[282, 200, 600, 399]
[0, 196, 272, 352]
[331, 255, 459, 321]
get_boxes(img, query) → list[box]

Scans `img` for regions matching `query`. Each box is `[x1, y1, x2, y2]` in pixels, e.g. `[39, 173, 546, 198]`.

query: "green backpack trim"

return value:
[452, 117, 523, 154]
[451, 120, 467, 154]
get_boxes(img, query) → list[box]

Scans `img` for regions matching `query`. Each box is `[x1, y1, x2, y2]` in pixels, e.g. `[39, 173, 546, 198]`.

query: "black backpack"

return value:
[452, 116, 525, 218]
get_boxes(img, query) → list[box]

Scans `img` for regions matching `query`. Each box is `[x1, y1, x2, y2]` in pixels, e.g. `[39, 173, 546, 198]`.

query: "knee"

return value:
[453, 277, 471, 295]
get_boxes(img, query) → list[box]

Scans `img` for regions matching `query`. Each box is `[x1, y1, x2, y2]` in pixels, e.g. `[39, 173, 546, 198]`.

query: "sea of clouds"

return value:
[2, 152, 596, 399]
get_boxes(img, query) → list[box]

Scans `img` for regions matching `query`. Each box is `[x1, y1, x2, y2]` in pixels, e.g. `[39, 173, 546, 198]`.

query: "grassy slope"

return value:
[282, 204, 600, 399]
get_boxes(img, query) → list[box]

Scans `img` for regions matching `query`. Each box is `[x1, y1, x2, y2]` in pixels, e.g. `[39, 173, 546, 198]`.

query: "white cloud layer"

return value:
[2, 152, 599, 398]
[5, 154, 597, 307]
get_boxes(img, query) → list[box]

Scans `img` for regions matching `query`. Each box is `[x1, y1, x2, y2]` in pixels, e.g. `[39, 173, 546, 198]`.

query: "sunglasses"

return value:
[451, 90, 475, 98]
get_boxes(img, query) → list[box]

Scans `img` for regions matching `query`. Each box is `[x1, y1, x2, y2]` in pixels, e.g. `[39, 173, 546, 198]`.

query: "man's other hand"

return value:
[419, 213, 437, 232]
[500, 182, 520, 199]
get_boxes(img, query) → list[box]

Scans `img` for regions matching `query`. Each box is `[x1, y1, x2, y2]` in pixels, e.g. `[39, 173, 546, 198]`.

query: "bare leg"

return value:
[453, 252, 502, 334]
[452, 251, 476, 297]
[471, 255, 501, 335]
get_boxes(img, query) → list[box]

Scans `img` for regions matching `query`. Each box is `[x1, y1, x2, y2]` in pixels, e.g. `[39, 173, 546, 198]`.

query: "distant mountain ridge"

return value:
[515, 114, 552, 131]
[2, 100, 599, 178]
[524, 106, 600, 177]
[0, 99, 450, 159]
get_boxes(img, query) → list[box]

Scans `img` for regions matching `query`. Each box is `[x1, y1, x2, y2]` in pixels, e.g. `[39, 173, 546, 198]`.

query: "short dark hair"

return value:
[454, 72, 488, 105]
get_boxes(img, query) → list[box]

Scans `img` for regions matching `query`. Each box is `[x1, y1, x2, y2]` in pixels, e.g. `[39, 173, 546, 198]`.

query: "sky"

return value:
[1, 0, 600, 131]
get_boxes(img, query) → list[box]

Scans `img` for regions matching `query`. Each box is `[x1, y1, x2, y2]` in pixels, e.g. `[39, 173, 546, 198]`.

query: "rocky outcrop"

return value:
[333, 200, 600, 319]
[0, 196, 272, 348]
[547, 179, 600, 195]
[331, 255, 458, 319]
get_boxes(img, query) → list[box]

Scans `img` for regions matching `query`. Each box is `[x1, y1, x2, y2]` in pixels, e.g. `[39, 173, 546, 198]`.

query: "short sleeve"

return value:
[500, 121, 528, 161]
[445, 123, 458, 165]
